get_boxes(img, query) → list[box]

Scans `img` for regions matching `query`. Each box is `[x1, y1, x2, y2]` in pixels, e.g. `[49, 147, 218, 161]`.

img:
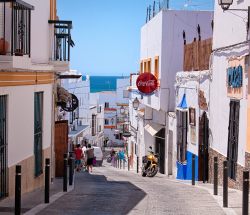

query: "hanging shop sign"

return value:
[136, 73, 158, 94]
[61, 93, 79, 112]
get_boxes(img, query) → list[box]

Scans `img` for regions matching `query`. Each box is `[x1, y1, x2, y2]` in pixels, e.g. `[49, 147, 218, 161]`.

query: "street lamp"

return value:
[132, 97, 140, 110]
[218, 0, 250, 31]
[218, 0, 233, 10]
[120, 106, 125, 114]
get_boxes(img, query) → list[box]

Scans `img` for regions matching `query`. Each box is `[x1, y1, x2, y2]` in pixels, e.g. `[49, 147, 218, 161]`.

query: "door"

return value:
[0, 95, 8, 199]
[198, 112, 209, 182]
[155, 128, 165, 174]
[168, 130, 173, 175]
[227, 100, 240, 180]
[54, 120, 68, 177]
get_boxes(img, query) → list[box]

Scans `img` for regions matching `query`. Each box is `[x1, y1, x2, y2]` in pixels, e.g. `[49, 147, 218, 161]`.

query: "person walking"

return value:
[86, 144, 94, 173]
[74, 144, 83, 172]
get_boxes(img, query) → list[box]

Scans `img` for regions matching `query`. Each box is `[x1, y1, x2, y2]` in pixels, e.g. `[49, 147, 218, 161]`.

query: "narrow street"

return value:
[38, 163, 225, 215]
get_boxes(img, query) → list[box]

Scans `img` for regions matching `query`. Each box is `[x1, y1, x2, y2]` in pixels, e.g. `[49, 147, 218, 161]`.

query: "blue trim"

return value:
[176, 151, 198, 180]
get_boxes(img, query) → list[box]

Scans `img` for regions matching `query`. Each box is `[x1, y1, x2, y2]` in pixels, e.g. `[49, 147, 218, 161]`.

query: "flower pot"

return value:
[0, 38, 9, 55]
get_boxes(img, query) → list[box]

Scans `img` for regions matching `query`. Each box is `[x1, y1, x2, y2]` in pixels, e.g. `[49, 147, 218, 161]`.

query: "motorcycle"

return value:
[141, 147, 159, 177]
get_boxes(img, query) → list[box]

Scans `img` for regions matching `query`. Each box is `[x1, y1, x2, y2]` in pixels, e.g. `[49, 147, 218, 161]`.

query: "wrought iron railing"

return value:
[0, 0, 34, 56]
[48, 20, 73, 62]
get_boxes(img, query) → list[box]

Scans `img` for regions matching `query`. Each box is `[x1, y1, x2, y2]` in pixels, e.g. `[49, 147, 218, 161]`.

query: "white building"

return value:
[209, 0, 250, 189]
[60, 70, 91, 150]
[175, 70, 210, 181]
[0, 0, 72, 197]
[87, 92, 105, 147]
[138, 9, 213, 175]
[97, 78, 130, 147]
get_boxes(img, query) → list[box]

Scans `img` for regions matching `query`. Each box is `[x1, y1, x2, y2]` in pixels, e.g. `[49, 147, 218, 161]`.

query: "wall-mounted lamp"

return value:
[218, 0, 250, 31]
[218, 0, 233, 10]
[120, 106, 125, 114]
[133, 97, 140, 110]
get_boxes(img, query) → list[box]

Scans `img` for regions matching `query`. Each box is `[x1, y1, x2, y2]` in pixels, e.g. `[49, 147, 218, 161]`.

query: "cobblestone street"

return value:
[37, 163, 225, 215]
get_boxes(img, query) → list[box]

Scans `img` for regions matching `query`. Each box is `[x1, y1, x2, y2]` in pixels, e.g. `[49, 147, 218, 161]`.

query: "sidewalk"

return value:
[0, 177, 73, 215]
[109, 162, 248, 215]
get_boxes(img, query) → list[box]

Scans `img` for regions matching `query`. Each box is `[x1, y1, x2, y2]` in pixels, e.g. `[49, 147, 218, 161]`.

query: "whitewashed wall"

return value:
[0, 84, 52, 167]
[176, 71, 210, 156]
[210, 2, 249, 166]
[140, 10, 213, 112]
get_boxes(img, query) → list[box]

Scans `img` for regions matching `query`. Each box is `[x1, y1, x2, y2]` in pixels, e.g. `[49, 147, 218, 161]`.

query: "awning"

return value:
[178, 93, 188, 109]
[144, 122, 164, 136]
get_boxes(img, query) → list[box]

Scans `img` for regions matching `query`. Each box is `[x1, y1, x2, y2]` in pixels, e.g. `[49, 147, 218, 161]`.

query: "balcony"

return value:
[48, 20, 73, 72]
[0, 0, 34, 69]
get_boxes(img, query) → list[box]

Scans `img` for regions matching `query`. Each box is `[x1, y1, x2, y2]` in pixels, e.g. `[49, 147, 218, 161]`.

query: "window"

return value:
[99, 125, 102, 132]
[105, 102, 109, 108]
[140, 60, 143, 74]
[154, 56, 159, 80]
[34, 92, 43, 177]
[92, 114, 97, 136]
[105, 119, 109, 125]
[227, 100, 240, 180]
[97, 106, 102, 113]
[143, 61, 147, 73]
[147, 59, 151, 73]
[176, 110, 188, 163]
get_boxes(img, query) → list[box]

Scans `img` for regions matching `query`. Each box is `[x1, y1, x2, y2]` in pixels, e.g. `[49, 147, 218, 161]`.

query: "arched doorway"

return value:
[198, 112, 209, 182]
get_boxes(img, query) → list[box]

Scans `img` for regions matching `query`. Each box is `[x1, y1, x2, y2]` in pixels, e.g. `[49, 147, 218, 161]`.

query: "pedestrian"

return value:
[86, 144, 94, 173]
[74, 144, 83, 172]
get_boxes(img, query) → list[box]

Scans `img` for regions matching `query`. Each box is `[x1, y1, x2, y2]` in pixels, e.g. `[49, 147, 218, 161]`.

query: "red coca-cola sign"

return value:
[136, 73, 158, 94]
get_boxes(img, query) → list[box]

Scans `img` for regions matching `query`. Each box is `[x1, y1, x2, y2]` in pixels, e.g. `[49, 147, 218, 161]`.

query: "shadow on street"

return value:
[38, 170, 147, 215]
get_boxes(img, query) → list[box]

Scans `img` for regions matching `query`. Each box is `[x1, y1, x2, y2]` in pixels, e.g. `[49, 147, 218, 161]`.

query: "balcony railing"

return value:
[183, 38, 212, 71]
[48, 20, 73, 62]
[0, 0, 34, 56]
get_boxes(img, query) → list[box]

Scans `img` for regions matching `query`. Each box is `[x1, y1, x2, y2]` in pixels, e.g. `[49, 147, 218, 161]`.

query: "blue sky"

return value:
[57, 0, 214, 76]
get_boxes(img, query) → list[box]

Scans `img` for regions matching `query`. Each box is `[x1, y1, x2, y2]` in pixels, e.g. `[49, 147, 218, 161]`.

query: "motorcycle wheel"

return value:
[147, 166, 158, 177]
[141, 166, 147, 177]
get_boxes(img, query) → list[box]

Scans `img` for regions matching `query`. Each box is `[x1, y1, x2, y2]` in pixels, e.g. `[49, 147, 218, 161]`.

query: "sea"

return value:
[82, 76, 128, 93]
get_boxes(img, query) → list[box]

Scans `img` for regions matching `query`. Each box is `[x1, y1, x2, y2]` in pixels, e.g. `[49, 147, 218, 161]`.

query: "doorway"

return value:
[155, 128, 165, 174]
[0, 95, 8, 199]
[198, 112, 209, 182]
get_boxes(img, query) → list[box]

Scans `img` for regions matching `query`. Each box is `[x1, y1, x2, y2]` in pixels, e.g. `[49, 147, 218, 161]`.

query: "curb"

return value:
[24, 173, 75, 215]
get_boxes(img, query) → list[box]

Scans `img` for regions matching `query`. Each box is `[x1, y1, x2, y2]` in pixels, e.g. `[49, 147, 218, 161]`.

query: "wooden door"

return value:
[54, 120, 68, 177]
[198, 112, 209, 182]
[155, 128, 165, 174]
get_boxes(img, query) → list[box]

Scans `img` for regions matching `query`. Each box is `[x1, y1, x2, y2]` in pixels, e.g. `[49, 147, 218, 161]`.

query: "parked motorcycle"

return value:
[141, 147, 159, 177]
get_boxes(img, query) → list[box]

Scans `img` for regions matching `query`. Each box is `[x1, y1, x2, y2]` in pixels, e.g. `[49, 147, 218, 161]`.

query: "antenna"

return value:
[146, 7, 148, 23]
[148, 5, 151, 20]
[153, 1, 156, 17]
[163, 0, 169, 9]
[197, 24, 201, 41]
